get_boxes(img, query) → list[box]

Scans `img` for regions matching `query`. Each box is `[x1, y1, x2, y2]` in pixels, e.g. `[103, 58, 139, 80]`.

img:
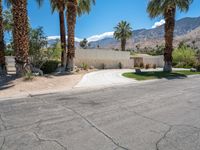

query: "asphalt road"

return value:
[0, 76, 200, 150]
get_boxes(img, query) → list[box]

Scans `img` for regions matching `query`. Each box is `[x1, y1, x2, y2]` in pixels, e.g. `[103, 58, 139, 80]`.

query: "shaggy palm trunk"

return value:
[59, 5, 67, 68]
[163, 7, 176, 72]
[0, 0, 6, 75]
[12, 0, 30, 76]
[121, 39, 126, 51]
[66, 0, 77, 72]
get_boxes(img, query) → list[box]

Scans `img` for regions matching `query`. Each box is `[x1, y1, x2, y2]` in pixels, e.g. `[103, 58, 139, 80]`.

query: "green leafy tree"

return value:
[79, 38, 88, 49]
[114, 21, 133, 51]
[29, 27, 48, 69]
[147, 0, 193, 72]
[3, 8, 13, 34]
[47, 40, 62, 61]
[173, 44, 196, 68]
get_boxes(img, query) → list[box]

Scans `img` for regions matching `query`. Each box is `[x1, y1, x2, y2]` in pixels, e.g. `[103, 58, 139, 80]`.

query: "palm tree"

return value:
[50, 0, 67, 68]
[66, 0, 95, 72]
[114, 21, 133, 51]
[9, 0, 30, 75]
[0, 0, 6, 75]
[5, 0, 43, 75]
[147, 0, 193, 72]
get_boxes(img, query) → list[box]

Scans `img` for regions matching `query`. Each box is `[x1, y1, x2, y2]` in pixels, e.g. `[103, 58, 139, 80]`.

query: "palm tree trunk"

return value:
[59, 5, 67, 68]
[0, 0, 6, 75]
[12, 0, 30, 76]
[66, 0, 77, 72]
[121, 39, 126, 51]
[163, 7, 176, 72]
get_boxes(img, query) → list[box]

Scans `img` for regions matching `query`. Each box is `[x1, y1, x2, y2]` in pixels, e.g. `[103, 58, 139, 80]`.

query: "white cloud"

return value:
[75, 37, 83, 42]
[152, 19, 165, 28]
[47, 36, 60, 40]
[47, 36, 83, 42]
[87, 32, 114, 42]
[47, 31, 114, 43]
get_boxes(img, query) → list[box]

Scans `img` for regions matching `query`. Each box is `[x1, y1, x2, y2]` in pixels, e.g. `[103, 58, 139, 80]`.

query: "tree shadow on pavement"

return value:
[0, 75, 17, 91]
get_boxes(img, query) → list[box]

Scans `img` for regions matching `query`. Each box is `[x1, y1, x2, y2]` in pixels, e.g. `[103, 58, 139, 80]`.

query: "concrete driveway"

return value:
[0, 75, 200, 150]
[75, 68, 190, 88]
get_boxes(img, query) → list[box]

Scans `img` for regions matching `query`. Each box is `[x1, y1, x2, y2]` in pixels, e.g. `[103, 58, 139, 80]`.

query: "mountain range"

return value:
[48, 16, 200, 50]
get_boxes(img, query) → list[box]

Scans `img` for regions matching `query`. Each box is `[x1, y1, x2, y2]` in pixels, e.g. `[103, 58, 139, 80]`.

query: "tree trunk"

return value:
[66, 0, 77, 72]
[121, 39, 126, 51]
[12, 0, 30, 76]
[0, 0, 6, 75]
[163, 7, 176, 72]
[59, 5, 67, 68]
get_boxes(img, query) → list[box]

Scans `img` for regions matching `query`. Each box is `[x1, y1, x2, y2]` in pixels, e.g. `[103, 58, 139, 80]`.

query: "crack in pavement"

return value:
[155, 126, 172, 150]
[33, 132, 68, 150]
[28, 96, 200, 150]
[113, 147, 119, 150]
[131, 110, 170, 126]
[0, 114, 7, 130]
[64, 106, 129, 150]
[0, 120, 42, 136]
[37, 97, 129, 150]
[0, 137, 5, 150]
[155, 124, 200, 150]
[130, 111, 200, 150]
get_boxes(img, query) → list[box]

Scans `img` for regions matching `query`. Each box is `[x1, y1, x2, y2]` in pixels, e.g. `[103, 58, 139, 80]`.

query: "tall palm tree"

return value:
[147, 0, 193, 72]
[0, 0, 6, 75]
[114, 21, 133, 51]
[50, 0, 67, 68]
[10, 0, 30, 75]
[5, 0, 43, 75]
[66, 0, 95, 72]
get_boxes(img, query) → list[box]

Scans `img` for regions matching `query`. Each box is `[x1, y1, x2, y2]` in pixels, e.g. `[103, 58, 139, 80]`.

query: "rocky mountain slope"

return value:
[89, 16, 200, 49]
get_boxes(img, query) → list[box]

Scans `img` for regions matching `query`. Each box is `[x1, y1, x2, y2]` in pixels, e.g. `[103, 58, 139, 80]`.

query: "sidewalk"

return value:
[0, 74, 83, 100]
[0, 68, 190, 100]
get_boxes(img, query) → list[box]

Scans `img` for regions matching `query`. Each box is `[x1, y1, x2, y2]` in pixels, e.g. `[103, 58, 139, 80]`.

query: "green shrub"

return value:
[81, 63, 89, 70]
[153, 64, 157, 69]
[139, 62, 144, 68]
[119, 62, 122, 69]
[23, 71, 34, 81]
[195, 62, 200, 71]
[145, 64, 151, 69]
[101, 63, 105, 69]
[134, 64, 139, 68]
[5, 50, 14, 56]
[75, 68, 80, 73]
[41, 60, 60, 74]
[173, 46, 196, 68]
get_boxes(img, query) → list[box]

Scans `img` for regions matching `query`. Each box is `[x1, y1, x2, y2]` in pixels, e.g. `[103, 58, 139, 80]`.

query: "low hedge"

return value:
[41, 60, 60, 74]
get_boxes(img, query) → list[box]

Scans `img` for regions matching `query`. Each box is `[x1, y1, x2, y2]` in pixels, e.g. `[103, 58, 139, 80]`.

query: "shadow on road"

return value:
[0, 75, 17, 91]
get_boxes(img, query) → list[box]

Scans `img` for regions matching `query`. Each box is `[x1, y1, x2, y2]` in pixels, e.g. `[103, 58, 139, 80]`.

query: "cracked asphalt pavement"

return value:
[0, 76, 200, 150]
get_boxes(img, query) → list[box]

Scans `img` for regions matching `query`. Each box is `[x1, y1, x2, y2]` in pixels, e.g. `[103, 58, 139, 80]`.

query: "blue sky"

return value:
[4, 0, 200, 39]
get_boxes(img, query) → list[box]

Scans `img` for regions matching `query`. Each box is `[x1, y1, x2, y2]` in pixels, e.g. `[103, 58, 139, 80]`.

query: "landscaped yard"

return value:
[123, 70, 200, 81]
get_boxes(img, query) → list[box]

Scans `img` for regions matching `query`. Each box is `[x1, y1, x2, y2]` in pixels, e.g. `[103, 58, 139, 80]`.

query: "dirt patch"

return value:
[0, 70, 97, 100]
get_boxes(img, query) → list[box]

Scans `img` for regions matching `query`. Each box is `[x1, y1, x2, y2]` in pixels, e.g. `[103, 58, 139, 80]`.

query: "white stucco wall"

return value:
[5, 50, 164, 71]
[75, 49, 134, 69]
[143, 55, 164, 67]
